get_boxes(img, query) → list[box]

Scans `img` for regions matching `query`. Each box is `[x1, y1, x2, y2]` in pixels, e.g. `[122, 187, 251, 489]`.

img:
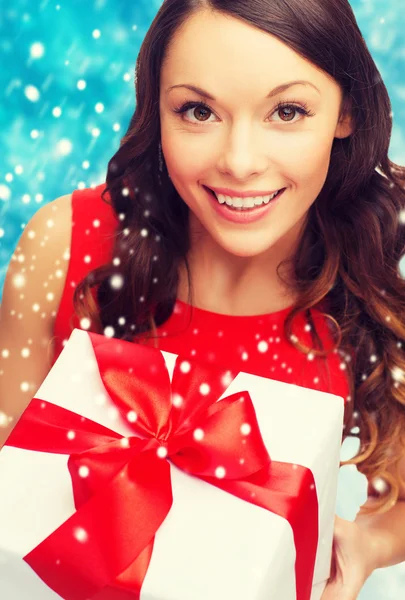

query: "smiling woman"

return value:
[79, 1, 404, 511]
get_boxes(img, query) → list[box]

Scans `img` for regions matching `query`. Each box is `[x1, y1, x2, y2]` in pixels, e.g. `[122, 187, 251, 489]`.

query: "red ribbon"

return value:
[6, 331, 319, 600]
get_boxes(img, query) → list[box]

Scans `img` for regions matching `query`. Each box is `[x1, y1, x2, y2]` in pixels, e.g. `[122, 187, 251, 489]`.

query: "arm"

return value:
[0, 194, 72, 448]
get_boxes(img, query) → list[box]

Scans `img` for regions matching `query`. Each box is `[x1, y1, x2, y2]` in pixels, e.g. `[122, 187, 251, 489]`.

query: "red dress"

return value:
[52, 183, 350, 405]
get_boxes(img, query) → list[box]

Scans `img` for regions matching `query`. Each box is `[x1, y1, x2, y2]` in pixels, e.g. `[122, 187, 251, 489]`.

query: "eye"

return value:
[172, 98, 316, 126]
[173, 100, 217, 125]
[272, 101, 315, 123]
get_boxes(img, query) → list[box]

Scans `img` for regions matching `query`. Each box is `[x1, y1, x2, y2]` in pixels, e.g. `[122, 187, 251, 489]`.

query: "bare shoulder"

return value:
[0, 192, 73, 443]
[1, 191, 73, 329]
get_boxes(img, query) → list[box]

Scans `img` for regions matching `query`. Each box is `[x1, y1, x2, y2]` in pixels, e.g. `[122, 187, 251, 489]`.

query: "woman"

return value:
[1, 0, 405, 598]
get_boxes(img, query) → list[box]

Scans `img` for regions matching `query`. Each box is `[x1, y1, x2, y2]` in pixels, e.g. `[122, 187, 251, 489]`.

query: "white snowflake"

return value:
[0, 411, 9, 427]
[179, 360, 191, 373]
[215, 466, 226, 478]
[73, 527, 88, 543]
[157, 446, 168, 459]
[24, 85, 41, 102]
[78, 466, 90, 478]
[80, 317, 91, 330]
[172, 393, 183, 408]
[199, 383, 210, 395]
[127, 410, 137, 423]
[193, 428, 204, 441]
[110, 274, 124, 290]
[240, 423, 251, 436]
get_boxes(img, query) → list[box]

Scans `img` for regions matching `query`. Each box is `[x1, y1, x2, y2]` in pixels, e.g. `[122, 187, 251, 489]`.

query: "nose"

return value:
[216, 127, 269, 180]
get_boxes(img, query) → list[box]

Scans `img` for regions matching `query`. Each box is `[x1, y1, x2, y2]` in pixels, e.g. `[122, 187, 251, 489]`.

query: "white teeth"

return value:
[216, 190, 280, 209]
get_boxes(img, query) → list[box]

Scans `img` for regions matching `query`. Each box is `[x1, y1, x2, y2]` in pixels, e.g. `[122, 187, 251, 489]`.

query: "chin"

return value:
[213, 237, 277, 259]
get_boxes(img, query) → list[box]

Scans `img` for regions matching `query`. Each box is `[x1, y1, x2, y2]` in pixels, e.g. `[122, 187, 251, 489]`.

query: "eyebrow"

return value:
[166, 80, 321, 99]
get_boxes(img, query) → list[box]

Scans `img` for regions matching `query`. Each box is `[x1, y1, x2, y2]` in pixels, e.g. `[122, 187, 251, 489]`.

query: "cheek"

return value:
[165, 149, 202, 182]
[162, 134, 210, 179]
[282, 139, 333, 188]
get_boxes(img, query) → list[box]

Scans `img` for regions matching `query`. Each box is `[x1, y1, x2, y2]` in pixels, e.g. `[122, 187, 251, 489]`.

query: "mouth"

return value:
[203, 186, 286, 210]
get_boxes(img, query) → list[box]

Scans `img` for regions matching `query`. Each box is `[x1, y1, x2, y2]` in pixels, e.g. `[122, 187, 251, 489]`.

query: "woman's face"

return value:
[159, 9, 353, 259]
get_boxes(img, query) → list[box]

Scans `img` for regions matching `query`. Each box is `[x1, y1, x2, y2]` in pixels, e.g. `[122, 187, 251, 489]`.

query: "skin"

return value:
[159, 9, 353, 316]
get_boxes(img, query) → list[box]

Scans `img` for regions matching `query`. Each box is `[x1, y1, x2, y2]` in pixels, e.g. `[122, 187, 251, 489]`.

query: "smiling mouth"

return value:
[204, 186, 285, 210]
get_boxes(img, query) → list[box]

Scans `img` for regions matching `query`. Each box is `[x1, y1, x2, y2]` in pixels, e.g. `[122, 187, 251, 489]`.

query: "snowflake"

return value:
[73, 527, 88, 543]
[215, 466, 226, 478]
[110, 274, 124, 290]
[179, 360, 191, 373]
[199, 383, 210, 395]
[193, 428, 204, 441]
[391, 366, 405, 383]
[56, 134, 75, 155]
[240, 423, 251, 436]
[172, 393, 183, 408]
[127, 410, 137, 423]
[78, 466, 90, 478]
[157, 446, 168, 459]
[372, 476, 388, 494]
[221, 371, 234, 387]
[24, 82, 41, 106]
[80, 317, 91, 330]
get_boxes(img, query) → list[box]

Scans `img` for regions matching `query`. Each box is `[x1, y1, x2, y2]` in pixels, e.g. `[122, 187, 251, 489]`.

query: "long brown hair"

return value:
[72, 0, 405, 514]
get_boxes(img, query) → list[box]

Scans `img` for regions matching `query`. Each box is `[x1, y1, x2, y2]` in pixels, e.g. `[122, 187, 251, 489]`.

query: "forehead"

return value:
[161, 9, 333, 92]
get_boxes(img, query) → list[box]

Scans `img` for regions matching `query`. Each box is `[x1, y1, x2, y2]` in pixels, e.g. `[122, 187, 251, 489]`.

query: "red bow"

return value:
[6, 331, 318, 600]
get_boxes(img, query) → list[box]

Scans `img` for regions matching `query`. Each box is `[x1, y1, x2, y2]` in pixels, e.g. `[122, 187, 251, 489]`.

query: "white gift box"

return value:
[0, 328, 344, 600]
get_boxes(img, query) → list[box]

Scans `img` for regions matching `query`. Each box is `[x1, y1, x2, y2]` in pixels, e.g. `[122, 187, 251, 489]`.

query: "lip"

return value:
[205, 186, 282, 198]
[204, 185, 285, 225]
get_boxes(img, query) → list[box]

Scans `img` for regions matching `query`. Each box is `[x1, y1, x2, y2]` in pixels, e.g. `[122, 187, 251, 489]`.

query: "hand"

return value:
[320, 515, 378, 600]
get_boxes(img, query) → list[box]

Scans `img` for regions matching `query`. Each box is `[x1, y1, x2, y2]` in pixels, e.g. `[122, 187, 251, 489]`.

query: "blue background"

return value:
[0, 0, 404, 596]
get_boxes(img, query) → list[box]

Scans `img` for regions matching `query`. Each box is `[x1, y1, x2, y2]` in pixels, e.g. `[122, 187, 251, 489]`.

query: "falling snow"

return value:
[215, 466, 226, 479]
[73, 527, 88, 543]
[78, 466, 90, 478]
[0, 3, 404, 599]
[193, 428, 204, 441]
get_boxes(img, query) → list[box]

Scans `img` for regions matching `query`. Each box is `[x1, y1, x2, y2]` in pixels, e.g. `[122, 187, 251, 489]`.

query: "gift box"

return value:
[0, 328, 344, 600]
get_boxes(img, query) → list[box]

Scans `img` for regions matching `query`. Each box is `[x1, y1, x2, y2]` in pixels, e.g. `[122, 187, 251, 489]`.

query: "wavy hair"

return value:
[72, 0, 405, 515]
